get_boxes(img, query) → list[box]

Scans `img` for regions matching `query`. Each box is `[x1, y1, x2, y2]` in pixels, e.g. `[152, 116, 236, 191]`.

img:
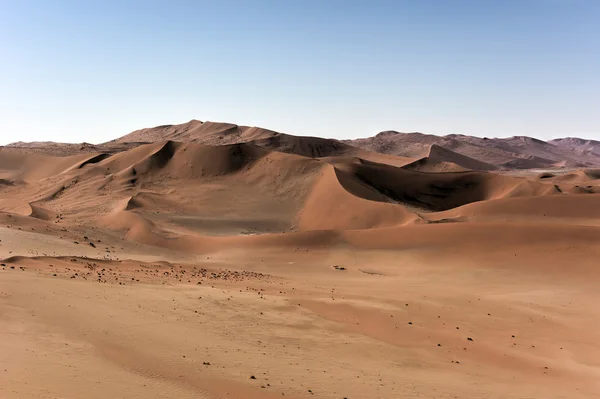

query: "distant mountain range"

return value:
[6, 119, 600, 170]
[345, 131, 600, 169]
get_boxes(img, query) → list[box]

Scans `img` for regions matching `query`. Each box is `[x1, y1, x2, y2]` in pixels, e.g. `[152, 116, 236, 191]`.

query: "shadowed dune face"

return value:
[330, 158, 559, 212]
[3, 124, 600, 399]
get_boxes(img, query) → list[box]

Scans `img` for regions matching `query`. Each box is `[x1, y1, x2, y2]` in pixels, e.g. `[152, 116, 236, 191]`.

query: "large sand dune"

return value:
[2, 121, 600, 398]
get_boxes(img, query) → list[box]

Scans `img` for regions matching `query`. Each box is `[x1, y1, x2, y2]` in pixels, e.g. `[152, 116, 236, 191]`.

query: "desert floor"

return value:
[2, 227, 600, 399]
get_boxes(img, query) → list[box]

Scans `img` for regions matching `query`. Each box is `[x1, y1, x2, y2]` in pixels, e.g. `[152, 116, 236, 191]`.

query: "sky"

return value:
[0, 0, 599, 145]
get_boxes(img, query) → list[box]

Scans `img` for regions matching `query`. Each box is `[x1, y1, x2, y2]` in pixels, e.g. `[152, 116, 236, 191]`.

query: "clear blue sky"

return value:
[1, 0, 598, 144]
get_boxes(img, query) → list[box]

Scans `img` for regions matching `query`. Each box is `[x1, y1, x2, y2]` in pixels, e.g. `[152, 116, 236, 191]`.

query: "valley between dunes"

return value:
[2, 121, 600, 398]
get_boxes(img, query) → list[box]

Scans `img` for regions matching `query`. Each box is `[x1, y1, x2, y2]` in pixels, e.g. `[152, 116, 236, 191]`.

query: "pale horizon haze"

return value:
[1, 0, 599, 145]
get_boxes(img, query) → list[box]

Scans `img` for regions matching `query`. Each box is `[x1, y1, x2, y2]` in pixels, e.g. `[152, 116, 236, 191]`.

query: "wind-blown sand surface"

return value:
[2, 121, 600, 398]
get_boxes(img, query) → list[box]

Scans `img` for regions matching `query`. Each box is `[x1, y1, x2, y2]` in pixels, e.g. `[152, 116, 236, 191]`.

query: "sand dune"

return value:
[108, 119, 414, 166]
[426, 144, 498, 171]
[0, 149, 106, 182]
[2, 121, 600, 398]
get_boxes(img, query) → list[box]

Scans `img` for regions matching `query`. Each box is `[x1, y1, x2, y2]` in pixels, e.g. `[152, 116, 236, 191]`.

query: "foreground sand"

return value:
[2, 239, 600, 399]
